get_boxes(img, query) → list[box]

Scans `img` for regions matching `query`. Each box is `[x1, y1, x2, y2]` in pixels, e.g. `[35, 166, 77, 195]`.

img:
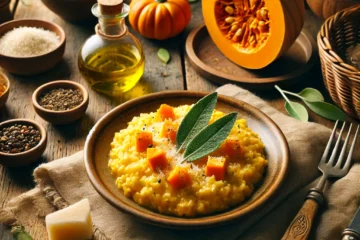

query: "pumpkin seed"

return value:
[225, 17, 234, 24]
[258, 20, 266, 33]
[231, 25, 239, 32]
[260, 8, 268, 20]
[225, 6, 234, 15]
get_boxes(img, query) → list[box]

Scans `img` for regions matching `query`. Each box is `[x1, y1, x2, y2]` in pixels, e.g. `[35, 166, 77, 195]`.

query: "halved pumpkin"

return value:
[202, 0, 305, 69]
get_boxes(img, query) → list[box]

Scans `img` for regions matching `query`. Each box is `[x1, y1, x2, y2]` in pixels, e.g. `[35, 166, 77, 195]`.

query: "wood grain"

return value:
[281, 199, 320, 240]
[0, 0, 183, 239]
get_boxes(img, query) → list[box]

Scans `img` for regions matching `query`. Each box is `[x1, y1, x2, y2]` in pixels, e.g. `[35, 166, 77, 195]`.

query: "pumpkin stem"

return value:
[155, 0, 167, 2]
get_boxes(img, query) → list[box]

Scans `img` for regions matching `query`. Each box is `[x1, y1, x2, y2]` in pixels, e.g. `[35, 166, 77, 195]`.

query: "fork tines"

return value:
[319, 121, 359, 175]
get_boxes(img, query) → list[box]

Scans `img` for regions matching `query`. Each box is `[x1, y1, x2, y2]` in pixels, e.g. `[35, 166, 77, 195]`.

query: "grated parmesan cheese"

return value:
[0, 26, 60, 57]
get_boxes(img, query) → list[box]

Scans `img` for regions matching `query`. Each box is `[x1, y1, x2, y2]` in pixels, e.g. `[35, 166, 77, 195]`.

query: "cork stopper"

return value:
[97, 0, 123, 15]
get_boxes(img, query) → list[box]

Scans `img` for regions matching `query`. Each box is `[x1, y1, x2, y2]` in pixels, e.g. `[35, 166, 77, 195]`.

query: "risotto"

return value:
[108, 104, 268, 217]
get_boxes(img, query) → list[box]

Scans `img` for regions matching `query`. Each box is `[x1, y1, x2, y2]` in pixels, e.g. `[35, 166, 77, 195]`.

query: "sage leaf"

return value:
[12, 226, 33, 240]
[285, 101, 309, 122]
[183, 112, 238, 162]
[304, 101, 346, 121]
[177, 92, 218, 151]
[157, 48, 170, 64]
[298, 88, 324, 102]
[188, 0, 199, 2]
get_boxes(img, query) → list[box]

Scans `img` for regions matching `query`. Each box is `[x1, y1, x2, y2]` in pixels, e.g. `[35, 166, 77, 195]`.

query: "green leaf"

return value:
[304, 101, 347, 121]
[298, 88, 324, 102]
[285, 101, 309, 122]
[157, 48, 170, 64]
[177, 92, 218, 151]
[188, 0, 199, 2]
[183, 112, 238, 162]
[12, 226, 33, 240]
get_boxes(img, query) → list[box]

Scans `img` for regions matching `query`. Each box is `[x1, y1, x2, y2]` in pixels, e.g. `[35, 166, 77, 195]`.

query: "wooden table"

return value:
[0, 1, 338, 239]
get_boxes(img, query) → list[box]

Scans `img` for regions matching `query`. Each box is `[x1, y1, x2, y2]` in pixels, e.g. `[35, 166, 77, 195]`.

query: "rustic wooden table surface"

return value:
[0, 0, 344, 239]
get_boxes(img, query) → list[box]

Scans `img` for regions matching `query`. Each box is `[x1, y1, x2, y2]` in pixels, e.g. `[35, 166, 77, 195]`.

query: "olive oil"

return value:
[78, 1, 145, 97]
[79, 42, 144, 96]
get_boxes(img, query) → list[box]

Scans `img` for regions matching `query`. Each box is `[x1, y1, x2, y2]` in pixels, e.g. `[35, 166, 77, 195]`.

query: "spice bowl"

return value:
[0, 119, 47, 167]
[32, 80, 89, 125]
[0, 71, 10, 108]
[0, 19, 66, 76]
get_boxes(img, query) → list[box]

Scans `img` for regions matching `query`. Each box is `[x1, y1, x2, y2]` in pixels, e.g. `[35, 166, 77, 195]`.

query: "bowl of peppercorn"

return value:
[0, 119, 47, 167]
[32, 80, 89, 125]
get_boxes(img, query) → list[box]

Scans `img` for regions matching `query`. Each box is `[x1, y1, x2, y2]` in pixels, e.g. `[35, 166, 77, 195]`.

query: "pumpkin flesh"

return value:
[215, 0, 271, 53]
[203, 0, 305, 69]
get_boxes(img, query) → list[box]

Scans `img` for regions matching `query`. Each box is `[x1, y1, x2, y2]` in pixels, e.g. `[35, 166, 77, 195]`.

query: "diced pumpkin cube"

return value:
[220, 138, 243, 158]
[167, 166, 191, 189]
[136, 131, 153, 152]
[160, 120, 177, 143]
[147, 148, 168, 171]
[205, 156, 227, 181]
[158, 104, 176, 121]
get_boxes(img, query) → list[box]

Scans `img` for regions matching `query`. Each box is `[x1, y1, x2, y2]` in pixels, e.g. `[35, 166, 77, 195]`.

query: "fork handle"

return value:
[282, 188, 324, 240]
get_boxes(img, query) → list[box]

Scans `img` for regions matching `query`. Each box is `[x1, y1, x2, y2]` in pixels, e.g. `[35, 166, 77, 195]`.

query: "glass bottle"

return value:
[78, 1, 145, 97]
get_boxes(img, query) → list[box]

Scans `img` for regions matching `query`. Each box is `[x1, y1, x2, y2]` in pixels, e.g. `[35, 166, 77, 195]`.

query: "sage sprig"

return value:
[275, 85, 346, 121]
[176, 92, 238, 162]
[176, 92, 218, 151]
[183, 112, 238, 162]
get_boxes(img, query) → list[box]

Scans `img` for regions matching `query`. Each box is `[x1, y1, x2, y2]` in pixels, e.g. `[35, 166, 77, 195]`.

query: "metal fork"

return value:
[282, 121, 360, 240]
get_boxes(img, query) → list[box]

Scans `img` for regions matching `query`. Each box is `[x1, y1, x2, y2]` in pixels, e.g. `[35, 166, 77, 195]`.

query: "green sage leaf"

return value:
[298, 88, 324, 102]
[183, 112, 238, 162]
[157, 48, 170, 64]
[304, 101, 346, 121]
[285, 101, 309, 122]
[188, 0, 199, 2]
[12, 226, 33, 240]
[177, 92, 218, 151]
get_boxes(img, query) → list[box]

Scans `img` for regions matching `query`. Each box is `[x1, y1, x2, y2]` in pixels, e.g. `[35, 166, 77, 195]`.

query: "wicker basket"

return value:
[318, 4, 360, 120]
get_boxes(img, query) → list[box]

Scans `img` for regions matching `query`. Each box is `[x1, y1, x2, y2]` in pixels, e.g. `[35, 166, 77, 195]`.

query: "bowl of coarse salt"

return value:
[0, 19, 66, 76]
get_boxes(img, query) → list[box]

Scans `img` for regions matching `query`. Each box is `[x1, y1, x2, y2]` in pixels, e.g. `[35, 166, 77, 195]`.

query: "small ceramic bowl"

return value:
[0, 119, 47, 167]
[32, 80, 89, 125]
[0, 19, 66, 76]
[0, 71, 9, 108]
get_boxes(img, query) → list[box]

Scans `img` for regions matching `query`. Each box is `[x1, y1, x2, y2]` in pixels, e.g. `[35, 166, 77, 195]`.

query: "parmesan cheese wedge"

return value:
[45, 198, 93, 240]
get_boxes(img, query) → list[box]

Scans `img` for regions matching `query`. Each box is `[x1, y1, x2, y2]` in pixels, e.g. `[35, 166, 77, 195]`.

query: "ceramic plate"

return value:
[84, 91, 289, 229]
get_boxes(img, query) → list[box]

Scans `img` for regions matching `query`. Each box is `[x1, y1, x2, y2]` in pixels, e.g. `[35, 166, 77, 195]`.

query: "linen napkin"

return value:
[1, 84, 359, 240]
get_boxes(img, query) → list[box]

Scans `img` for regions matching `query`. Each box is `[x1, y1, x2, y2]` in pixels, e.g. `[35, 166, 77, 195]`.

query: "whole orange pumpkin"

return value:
[129, 0, 191, 40]
[307, 0, 360, 19]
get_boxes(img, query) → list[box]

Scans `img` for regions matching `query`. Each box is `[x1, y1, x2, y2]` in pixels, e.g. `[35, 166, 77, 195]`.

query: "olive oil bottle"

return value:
[79, 0, 145, 97]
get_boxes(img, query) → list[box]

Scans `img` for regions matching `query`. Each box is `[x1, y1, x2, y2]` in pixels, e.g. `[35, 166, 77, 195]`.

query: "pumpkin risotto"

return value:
[108, 104, 268, 217]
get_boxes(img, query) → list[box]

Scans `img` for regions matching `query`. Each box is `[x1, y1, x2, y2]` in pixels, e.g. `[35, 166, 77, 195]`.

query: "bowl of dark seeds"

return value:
[32, 80, 89, 125]
[0, 119, 47, 167]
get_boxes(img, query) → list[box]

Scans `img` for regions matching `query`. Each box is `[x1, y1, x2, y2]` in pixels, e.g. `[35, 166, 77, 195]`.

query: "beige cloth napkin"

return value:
[1, 84, 359, 240]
